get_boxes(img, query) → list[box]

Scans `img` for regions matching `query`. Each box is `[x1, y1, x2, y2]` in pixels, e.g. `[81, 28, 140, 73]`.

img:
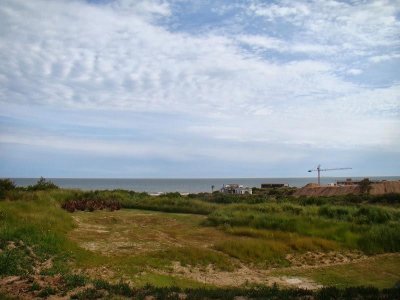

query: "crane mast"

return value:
[308, 165, 352, 185]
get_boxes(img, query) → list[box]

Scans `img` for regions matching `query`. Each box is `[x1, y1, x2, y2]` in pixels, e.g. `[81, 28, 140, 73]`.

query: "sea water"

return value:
[10, 177, 400, 193]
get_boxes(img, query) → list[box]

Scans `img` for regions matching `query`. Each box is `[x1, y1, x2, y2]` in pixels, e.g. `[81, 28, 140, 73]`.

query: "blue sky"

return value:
[0, 0, 399, 178]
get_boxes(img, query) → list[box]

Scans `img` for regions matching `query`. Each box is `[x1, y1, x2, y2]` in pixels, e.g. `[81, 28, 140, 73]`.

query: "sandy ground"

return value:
[294, 180, 400, 197]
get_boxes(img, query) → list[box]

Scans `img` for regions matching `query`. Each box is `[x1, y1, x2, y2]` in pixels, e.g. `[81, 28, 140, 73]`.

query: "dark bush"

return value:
[160, 192, 182, 198]
[62, 274, 86, 288]
[358, 224, 400, 253]
[0, 178, 16, 199]
[354, 207, 391, 224]
[61, 191, 122, 212]
[27, 177, 59, 191]
[70, 288, 104, 300]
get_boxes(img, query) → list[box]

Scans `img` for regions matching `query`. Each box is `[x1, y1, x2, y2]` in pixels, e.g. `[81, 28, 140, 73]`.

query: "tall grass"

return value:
[222, 227, 339, 251]
[357, 224, 400, 253]
[0, 195, 95, 276]
[119, 194, 218, 215]
[205, 203, 400, 252]
[214, 238, 290, 267]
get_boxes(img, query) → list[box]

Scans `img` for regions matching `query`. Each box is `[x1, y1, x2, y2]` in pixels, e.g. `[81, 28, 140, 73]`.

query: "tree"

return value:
[0, 178, 16, 199]
[359, 178, 372, 195]
[28, 177, 59, 191]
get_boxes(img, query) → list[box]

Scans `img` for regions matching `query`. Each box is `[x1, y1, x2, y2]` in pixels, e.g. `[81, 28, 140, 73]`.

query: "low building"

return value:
[261, 183, 289, 188]
[336, 178, 380, 186]
[220, 184, 252, 195]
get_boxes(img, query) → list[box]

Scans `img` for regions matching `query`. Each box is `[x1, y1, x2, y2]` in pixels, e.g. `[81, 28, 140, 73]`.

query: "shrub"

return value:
[0, 246, 35, 276]
[160, 192, 182, 198]
[110, 281, 133, 297]
[93, 279, 111, 290]
[155, 246, 234, 271]
[61, 191, 122, 212]
[354, 207, 391, 224]
[0, 179, 16, 199]
[38, 286, 56, 297]
[30, 281, 41, 291]
[71, 288, 104, 300]
[358, 224, 400, 253]
[359, 178, 372, 194]
[27, 177, 59, 191]
[369, 193, 400, 204]
[62, 274, 86, 288]
[214, 239, 290, 267]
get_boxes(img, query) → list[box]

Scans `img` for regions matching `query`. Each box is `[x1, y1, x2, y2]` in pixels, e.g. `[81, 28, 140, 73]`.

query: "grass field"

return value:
[0, 184, 400, 298]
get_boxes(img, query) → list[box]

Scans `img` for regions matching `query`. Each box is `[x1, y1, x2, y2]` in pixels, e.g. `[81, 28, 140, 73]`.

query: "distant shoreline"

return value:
[7, 176, 400, 194]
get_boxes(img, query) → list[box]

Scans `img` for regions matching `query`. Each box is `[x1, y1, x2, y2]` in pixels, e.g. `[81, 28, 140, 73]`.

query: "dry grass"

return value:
[66, 208, 400, 289]
[271, 253, 400, 289]
[69, 209, 227, 256]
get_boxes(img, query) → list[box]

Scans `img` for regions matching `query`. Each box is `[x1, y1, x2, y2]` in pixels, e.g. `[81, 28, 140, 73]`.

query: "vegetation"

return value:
[0, 179, 16, 199]
[359, 178, 372, 194]
[27, 177, 59, 191]
[61, 191, 121, 212]
[0, 180, 399, 298]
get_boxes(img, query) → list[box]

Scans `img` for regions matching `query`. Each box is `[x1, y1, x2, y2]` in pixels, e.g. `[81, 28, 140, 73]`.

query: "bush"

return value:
[62, 274, 86, 288]
[38, 286, 56, 297]
[27, 177, 59, 191]
[61, 191, 121, 212]
[0, 179, 16, 199]
[358, 224, 400, 253]
[71, 288, 104, 299]
[214, 239, 289, 267]
[354, 207, 391, 224]
[0, 246, 35, 276]
[155, 246, 234, 271]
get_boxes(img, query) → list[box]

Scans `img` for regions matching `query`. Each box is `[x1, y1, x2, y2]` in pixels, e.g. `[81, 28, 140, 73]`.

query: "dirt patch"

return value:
[294, 180, 400, 197]
[159, 262, 322, 290]
[0, 275, 96, 300]
[285, 251, 367, 268]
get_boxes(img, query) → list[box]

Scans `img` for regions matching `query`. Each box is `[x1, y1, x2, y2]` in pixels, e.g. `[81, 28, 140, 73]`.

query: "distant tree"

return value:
[0, 178, 16, 199]
[28, 177, 59, 191]
[359, 178, 372, 195]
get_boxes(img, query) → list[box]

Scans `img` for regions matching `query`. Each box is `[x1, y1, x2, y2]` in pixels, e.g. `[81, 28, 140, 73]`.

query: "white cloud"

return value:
[369, 53, 400, 63]
[237, 35, 338, 55]
[110, 0, 171, 17]
[249, 2, 310, 21]
[0, 0, 360, 116]
[347, 68, 363, 75]
[248, 0, 400, 55]
[0, 0, 399, 174]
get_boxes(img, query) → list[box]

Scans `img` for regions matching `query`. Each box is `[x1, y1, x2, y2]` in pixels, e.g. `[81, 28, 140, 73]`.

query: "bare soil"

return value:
[294, 180, 400, 197]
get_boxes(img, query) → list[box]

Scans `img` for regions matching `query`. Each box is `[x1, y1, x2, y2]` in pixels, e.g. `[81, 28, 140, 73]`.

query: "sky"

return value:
[0, 0, 399, 178]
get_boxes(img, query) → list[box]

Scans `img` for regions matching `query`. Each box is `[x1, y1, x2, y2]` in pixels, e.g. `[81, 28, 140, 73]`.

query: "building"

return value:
[220, 184, 252, 195]
[261, 183, 289, 188]
[336, 178, 380, 186]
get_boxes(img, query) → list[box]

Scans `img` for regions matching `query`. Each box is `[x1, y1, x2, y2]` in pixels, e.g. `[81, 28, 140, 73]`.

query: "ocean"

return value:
[10, 177, 400, 194]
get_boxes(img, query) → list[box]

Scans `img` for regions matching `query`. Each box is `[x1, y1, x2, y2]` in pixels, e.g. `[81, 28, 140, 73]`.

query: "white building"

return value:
[220, 184, 252, 195]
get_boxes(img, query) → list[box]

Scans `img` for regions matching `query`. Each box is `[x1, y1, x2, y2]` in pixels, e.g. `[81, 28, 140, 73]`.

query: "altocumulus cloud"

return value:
[0, 0, 399, 177]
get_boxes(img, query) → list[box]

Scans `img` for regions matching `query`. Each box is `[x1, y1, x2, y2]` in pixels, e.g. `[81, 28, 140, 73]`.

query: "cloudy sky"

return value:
[0, 0, 399, 178]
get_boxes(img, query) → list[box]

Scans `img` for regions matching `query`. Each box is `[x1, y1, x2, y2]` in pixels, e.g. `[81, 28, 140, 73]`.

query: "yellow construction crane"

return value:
[308, 164, 352, 185]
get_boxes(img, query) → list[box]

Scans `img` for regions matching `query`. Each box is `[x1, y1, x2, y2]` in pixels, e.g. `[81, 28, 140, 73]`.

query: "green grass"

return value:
[120, 195, 218, 215]
[205, 203, 400, 253]
[1, 188, 400, 296]
[0, 194, 106, 277]
[214, 238, 290, 267]
[222, 227, 339, 251]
